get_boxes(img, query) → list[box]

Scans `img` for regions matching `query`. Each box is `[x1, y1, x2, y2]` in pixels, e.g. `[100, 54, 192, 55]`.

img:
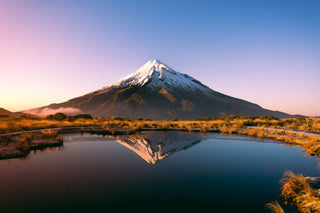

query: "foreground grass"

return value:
[281, 171, 320, 212]
[265, 201, 285, 213]
[267, 171, 320, 213]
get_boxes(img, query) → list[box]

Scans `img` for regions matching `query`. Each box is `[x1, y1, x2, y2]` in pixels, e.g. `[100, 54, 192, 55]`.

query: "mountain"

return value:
[24, 59, 293, 119]
[0, 108, 15, 116]
[113, 131, 205, 164]
[0, 107, 36, 117]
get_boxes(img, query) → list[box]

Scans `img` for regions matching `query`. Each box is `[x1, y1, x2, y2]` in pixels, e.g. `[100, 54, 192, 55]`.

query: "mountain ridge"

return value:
[0, 107, 37, 117]
[23, 59, 296, 119]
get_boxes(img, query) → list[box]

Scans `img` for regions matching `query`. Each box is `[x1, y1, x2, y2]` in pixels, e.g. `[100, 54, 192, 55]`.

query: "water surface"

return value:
[0, 132, 319, 213]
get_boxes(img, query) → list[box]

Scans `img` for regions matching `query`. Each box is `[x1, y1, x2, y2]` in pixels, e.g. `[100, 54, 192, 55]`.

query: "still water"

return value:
[0, 131, 319, 213]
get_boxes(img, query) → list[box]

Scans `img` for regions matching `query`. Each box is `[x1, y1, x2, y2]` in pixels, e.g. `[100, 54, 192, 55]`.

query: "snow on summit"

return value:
[25, 59, 293, 119]
[111, 59, 209, 92]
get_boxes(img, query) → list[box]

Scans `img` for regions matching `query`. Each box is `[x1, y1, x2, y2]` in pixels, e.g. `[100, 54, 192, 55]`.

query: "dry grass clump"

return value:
[237, 127, 320, 158]
[219, 125, 234, 134]
[265, 201, 285, 213]
[17, 133, 34, 153]
[280, 171, 320, 213]
[41, 130, 59, 139]
[20, 133, 34, 142]
[268, 117, 320, 134]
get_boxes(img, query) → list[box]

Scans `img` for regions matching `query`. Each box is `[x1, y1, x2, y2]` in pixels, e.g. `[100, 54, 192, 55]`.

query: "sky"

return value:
[0, 0, 319, 116]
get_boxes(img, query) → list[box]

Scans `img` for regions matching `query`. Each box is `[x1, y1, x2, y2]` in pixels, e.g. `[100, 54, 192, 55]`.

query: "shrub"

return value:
[41, 130, 59, 139]
[260, 115, 276, 121]
[46, 113, 67, 121]
[72, 114, 93, 120]
[17, 133, 34, 153]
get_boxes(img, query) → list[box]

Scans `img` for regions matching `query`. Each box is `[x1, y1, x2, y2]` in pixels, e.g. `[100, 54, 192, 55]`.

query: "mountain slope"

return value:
[24, 59, 293, 119]
[0, 107, 36, 117]
[0, 108, 15, 116]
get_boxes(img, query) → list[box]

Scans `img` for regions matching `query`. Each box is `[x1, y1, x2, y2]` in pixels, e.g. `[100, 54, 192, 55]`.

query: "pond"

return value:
[0, 131, 319, 213]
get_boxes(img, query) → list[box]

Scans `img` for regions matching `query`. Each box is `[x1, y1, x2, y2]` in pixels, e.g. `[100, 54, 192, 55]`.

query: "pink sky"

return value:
[0, 1, 319, 116]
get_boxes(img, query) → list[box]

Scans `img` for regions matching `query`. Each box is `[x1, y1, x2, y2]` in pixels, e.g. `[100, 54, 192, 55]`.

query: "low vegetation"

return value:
[1, 114, 320, 157]
[267, 171, 320, 213]
[281, 171, 320, 212]
[1, 113, 319, 134]
[0, 129, 63, 160]
[265, 201, 285, 213]
[41, 129, 59, 139]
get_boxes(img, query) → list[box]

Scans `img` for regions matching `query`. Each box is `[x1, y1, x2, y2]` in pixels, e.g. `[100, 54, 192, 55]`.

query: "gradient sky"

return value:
[0, 0, 319, 116]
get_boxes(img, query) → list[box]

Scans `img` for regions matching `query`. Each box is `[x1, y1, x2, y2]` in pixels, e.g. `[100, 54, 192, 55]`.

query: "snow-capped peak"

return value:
[110, 59, 209, 92]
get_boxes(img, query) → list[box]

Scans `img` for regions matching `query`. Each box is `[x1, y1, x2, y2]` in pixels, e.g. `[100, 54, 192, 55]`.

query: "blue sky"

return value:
[0, 0, 319, 116]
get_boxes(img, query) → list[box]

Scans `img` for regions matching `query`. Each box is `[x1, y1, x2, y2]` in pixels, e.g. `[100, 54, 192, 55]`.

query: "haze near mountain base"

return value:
[24, 59, 293, 119]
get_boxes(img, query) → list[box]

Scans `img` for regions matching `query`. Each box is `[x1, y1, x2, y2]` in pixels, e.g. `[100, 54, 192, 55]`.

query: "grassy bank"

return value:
[1, 114, 319, 134]
[0, 130, 63, 159]
[1, 115, 320, 157]
[2, 115, 319, 157]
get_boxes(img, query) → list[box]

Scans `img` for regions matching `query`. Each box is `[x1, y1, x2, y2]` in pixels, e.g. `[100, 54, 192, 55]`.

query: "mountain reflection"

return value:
[112, 131, 206, 164]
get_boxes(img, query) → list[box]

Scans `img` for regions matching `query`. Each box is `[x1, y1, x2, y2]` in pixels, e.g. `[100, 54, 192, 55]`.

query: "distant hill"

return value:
[0, 107, 37, 118]
[0, 108, 10, 115]
[24, 59, 297, 119]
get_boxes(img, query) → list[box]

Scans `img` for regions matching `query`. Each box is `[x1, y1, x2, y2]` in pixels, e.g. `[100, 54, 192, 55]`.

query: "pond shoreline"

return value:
[0, 130, 63, 160]
[2, 125, 319, 137]
[1, 125, 319, 160]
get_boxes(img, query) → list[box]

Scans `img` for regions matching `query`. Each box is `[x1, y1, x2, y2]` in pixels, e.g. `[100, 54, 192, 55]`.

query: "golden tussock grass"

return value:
[265, 201, 285, 213]
[280, 171, 320, 213]
[41, 130, 59, 139]
[17, 133, 35, 153]
[1, 115, 320, 161]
